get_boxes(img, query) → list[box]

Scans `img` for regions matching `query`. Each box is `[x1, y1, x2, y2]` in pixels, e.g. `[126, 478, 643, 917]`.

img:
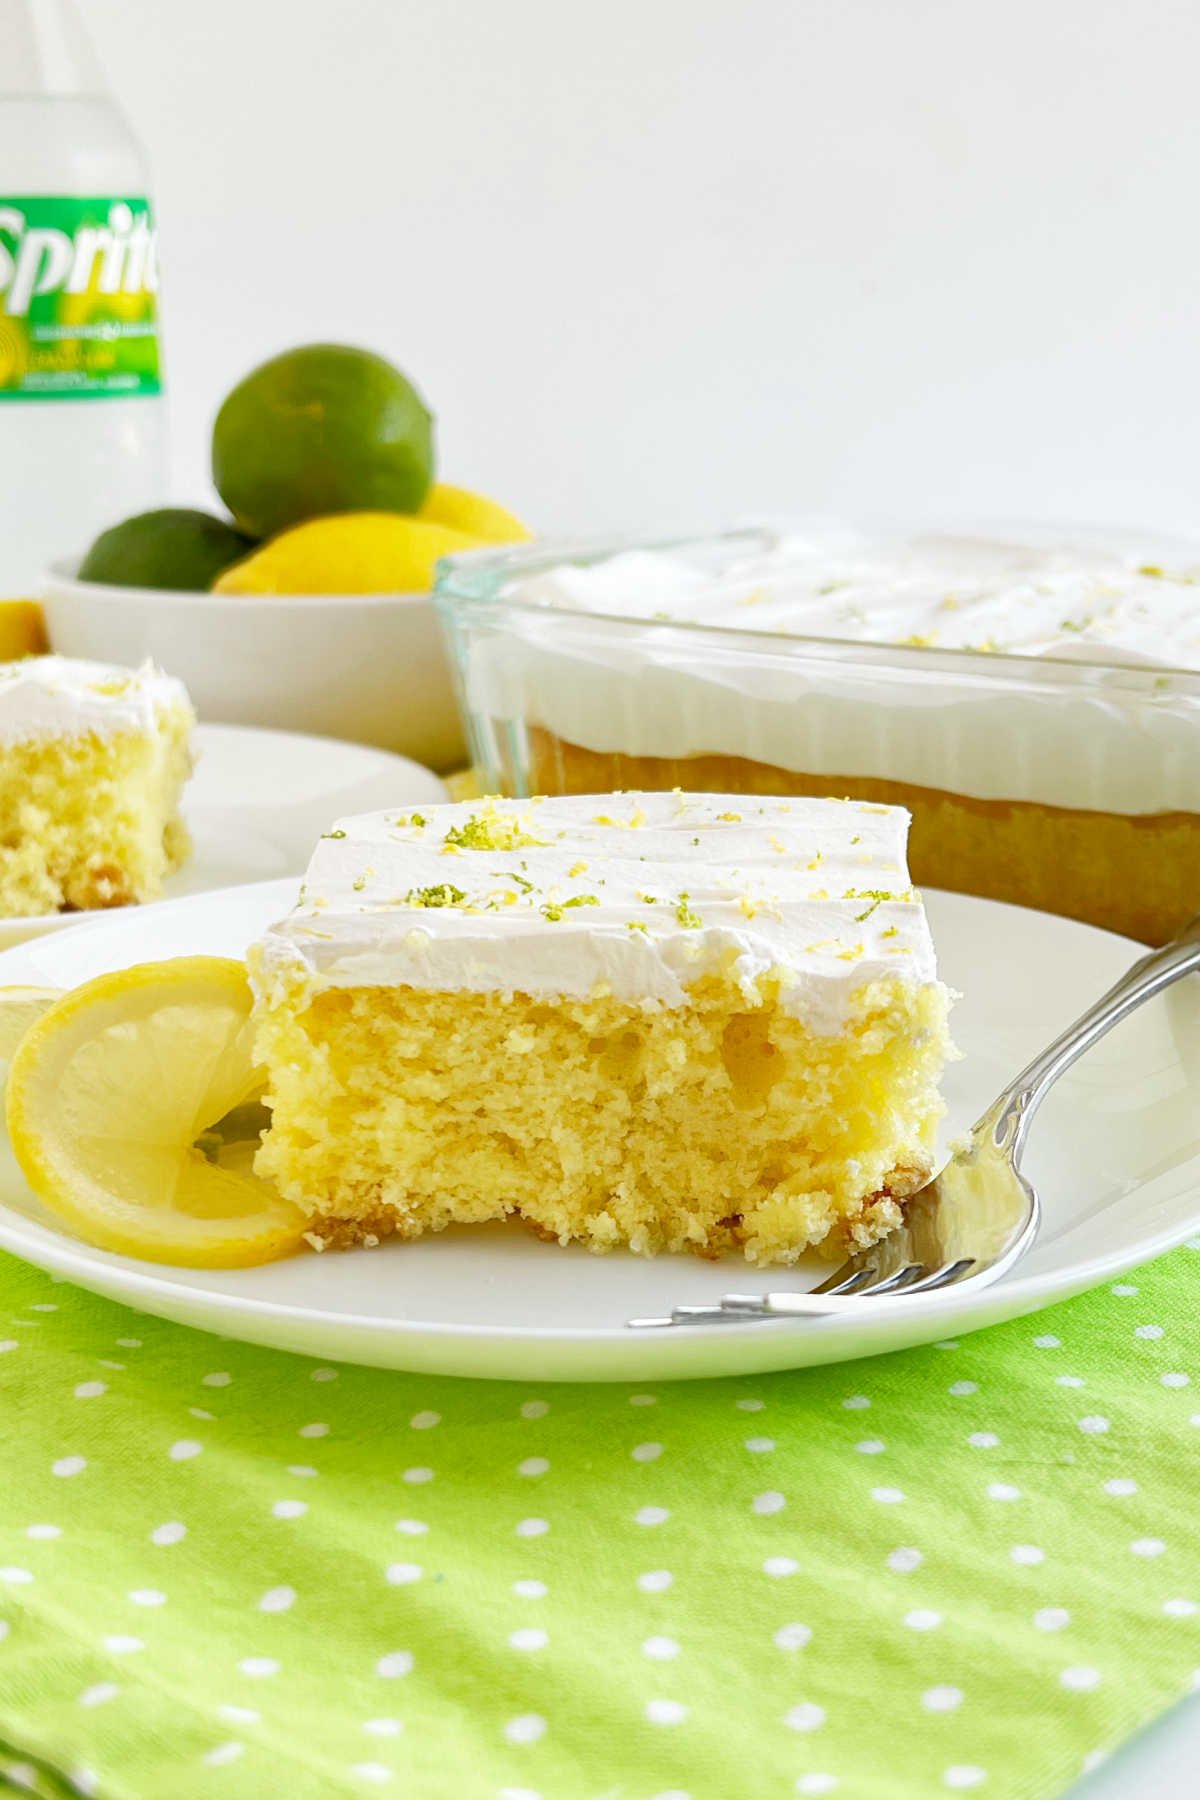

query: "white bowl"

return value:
[41, 561, 466, 773]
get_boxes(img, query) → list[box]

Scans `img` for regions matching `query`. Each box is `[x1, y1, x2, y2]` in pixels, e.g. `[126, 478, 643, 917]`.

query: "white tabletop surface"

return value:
[1067, 1695, 1198, 1796]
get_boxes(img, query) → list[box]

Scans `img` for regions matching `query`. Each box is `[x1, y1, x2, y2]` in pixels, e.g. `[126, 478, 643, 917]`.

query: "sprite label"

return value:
[0, 196, 161, 401]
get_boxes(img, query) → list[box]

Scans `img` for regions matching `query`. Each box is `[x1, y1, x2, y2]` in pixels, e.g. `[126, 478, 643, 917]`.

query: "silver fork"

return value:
[628, 910, 1200, 1330]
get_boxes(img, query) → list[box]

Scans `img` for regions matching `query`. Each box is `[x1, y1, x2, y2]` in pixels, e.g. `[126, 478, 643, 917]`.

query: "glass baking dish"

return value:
[434, 525, 1200, 945]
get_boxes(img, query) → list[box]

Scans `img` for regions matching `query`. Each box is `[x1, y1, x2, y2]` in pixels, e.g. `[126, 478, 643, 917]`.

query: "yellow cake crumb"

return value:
[252, 968, 949, 1266]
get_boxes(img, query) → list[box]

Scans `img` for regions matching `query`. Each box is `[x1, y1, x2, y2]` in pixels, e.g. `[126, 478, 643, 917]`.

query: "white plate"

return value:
[0, 883, 1196, 1382]
[0, 722, 447, 945]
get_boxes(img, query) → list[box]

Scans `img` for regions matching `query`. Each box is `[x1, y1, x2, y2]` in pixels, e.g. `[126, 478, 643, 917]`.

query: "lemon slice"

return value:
[0, 986, 62, 1064]
[0, 986, 62, 1198]
[6, 956, 306, 1267]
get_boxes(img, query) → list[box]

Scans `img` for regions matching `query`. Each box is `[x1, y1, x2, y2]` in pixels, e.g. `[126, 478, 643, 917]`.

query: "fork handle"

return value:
[987, 911, 1200, 1162]
[632, 1291, 931, 1324]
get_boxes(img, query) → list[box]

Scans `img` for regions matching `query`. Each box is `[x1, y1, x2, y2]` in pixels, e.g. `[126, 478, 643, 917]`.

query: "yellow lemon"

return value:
[419, 484, 532, 545]
[0, 985, 62, 1197]
[444, 766, 486, 802]
[0, 600, 48, 660]
[6, 957, 307, 1267]
[0, 986, 61, 1065]
[213, 512, 481, 595]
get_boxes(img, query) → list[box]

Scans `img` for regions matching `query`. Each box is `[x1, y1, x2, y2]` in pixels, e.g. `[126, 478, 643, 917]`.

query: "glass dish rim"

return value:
[433, 519, 1200, 699]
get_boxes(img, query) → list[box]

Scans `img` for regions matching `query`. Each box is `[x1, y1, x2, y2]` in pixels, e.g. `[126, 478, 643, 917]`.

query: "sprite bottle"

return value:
[0, 0, 167, 596]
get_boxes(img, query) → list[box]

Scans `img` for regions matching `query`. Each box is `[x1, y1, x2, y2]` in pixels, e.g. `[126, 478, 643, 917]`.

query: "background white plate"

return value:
[0, 723, 447, 946]
[0, 882, 1196, 1382]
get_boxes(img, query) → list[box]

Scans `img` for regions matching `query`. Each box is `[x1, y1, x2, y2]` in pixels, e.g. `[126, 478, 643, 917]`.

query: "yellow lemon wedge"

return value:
[419, 484, 532, 545]
[5, 957, 307, 1267]
[213, 512, 481, 595]
[0, 600, 48, 661]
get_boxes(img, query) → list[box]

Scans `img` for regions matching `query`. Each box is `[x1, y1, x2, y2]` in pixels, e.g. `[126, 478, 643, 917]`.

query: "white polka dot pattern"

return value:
[0, 1242, 1196, 1798]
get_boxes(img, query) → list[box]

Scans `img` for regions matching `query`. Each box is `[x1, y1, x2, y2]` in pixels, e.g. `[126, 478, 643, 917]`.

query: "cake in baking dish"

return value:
[446, 528, 1200, 944]
[0, 656, 194, 918]
[249, 792, 952, 1265]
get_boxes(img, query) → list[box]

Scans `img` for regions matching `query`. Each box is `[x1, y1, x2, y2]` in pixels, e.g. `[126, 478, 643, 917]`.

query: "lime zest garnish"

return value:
[443, 805, 546, 851]
[406, 883, 467, 909]
[540, 895, 600, 922]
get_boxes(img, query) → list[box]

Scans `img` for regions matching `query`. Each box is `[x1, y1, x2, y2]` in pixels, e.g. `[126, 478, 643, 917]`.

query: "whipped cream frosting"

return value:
[0, 655, 191, 744]
[254, 793, 940, 1033]
[461, 529, 1200, 815]
[516, 532, 1200, 668]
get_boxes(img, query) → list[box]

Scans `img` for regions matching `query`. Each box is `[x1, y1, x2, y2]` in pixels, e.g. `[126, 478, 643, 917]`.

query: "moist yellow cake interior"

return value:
[254, 968, 948, 1264]
[0, 707, 193, 916]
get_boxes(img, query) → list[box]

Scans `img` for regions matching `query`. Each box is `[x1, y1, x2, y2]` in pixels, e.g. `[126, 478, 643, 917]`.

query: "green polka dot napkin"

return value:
[1, 1241, 1197, 1800]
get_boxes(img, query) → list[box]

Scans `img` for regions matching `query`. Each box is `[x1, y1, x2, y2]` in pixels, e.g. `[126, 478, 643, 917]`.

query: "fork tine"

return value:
[819, 1266, 880, 1296]
[853, 1262, 929, 1296]
[899, 1257, 975, 1292]
[810, 1262, 870, 1295]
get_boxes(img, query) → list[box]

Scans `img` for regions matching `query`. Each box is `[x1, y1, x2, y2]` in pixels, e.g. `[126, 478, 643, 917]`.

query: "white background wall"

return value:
[88, 0, 1200, 538]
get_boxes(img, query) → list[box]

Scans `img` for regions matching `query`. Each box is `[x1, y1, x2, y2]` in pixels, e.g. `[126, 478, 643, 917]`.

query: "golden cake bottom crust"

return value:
[527, 728, 1196, 947]
[296, 1168, 927, 1260]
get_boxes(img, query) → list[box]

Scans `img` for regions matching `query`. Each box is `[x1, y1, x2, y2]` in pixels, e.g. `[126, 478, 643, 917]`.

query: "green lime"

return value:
[78, 509, 256, 591]
[211, 344, 435, 538]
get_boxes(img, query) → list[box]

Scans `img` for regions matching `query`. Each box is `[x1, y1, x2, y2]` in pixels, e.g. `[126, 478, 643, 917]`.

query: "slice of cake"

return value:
[251, 793, 952, 1265]
[0, 656, 195, 917]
